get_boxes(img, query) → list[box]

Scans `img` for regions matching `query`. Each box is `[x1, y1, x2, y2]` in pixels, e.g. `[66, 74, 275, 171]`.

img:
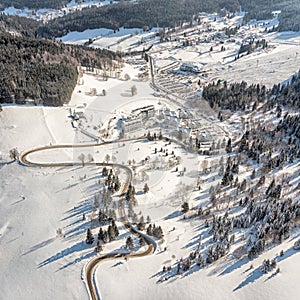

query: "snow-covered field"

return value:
[1, 0, 112, 22]
[1, 10, 300, 300]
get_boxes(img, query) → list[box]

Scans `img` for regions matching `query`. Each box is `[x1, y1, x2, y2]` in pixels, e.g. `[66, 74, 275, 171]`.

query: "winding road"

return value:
[19, 139, 156, 300]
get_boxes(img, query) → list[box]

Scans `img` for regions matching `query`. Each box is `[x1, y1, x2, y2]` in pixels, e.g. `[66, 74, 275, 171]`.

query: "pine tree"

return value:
[108, 225, 116, 241]
[86, 228, 94, 244]
[147, 224, 153, 236]
[126, 236, 134, 249]
[111, 220, 119, 237]
[146, 215, 151, 223]
[95, 240, 103, 253]
[98, 227, 104, 242]
[139, 237, 145, 247]
[103, 230, 109, 243]
[102, 166, 108, 176]
[158, 130, 163, 140]
[181, 202, 189, 213]
[226, 138, 232, 153]
[143, 183, 149, 193]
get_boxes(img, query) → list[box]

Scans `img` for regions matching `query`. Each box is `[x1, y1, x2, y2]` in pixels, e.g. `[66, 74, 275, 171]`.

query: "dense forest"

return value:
[0, 32, 120, 106]
[0, 0, 70, 10]
[1, 0, 299, 37]
[239, 0, 300, 32]
[30, 0, 300, 38]
[0, 14, 40, 37]
[203, 70, 300, 113]
[37, 0, 240, 38]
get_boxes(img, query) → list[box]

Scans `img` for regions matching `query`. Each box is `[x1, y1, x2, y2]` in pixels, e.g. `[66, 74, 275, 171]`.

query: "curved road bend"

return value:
[19, 139, 157, 300]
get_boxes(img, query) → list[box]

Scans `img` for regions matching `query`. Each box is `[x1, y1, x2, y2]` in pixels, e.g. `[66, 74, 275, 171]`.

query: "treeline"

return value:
[0, 0, 69, 10]
[37, 0, 240, 38]
[0, 32, 120, 106]
[267, 71, 300, 109]
[202, 80, 267, 112]
[203, 70, 300, 113]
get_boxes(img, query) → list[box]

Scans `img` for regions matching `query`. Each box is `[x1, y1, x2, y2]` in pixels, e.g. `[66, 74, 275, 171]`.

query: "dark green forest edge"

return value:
[0, 32, 120, 106]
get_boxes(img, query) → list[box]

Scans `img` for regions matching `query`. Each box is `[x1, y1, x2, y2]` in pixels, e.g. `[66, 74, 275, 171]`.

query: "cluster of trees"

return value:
[206, 71, 300, 122]
[98, 208, 116, 224]
[87, 219, 120, 252]
[268, 71, 300, 109]
[103, 168, 121, 193]
[146, 223, 164, 239]
[261, 258, 279, 274]
[224, 25, 239, 37]
[37, 0, 240, 38]
[238, 38, 268, 56]
[0, 32, 120, 106]
[221, 156, 239, 186]
[125, 183, 136, 203]
[98, 220, 120, 244]
[146, 130, 163, 141]
[203, 80, 267, 111]
[125, 235, 147, 250]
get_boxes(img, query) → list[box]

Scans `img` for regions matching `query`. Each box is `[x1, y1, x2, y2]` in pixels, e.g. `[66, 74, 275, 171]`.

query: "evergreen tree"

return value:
[226, 138, 232, 153]
[86, 228, 94, 244]
[181, 202, 189, 213]
[108, 225, 116, 241]
[126, 236, 134, 249]
[146, 215, 151, 223]
[95, 240, 103, 253]
[139, 237, 146, 247]
[143, 183, 149, 193]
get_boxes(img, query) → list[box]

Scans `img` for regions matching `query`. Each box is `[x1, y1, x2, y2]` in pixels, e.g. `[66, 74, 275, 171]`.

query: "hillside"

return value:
[240, 0, 300, 32]
[0, 14, 41, 37]
[37, 0, 240, 38]
[0, 32, 120, 106]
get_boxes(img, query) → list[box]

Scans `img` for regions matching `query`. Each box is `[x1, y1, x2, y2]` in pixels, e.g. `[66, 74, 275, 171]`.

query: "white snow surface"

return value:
[0, 12, 300, 300]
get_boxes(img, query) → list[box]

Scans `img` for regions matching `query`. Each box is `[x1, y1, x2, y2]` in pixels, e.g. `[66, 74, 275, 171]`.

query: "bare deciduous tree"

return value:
[78, 153, 85, 166]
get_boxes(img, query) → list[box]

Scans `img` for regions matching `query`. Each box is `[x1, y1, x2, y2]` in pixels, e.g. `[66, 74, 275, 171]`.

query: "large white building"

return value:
[121, 105, 156, 133]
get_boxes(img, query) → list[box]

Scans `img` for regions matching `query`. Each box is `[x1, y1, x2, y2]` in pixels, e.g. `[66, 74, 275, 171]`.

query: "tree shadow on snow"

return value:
[164, 210, 182, 220]
[233, 265, 263, 291]
[22, 237, 55, 256]
[57, 250, 95, 271]
[233, 247, 299, 291]
[218, 256, 249, 277]
[38, 240, 89, 268]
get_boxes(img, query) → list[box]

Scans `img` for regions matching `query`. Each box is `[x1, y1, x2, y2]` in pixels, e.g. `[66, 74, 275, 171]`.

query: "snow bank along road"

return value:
[19, 139, 157, 300]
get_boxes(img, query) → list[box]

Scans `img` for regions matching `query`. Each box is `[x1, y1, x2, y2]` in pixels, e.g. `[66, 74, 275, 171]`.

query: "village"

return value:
[1, 5, 300, 300]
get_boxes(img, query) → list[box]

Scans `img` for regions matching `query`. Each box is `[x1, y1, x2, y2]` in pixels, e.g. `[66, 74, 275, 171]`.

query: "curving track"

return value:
[19, 139, 156, 300]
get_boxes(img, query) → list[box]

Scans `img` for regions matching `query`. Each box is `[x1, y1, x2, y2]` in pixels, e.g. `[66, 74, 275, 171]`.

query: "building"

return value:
[121, 105, 156, 133]
[121, 118, 143, 133]
[131, 105, 155, 119]
[180, 63, 200, 73]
